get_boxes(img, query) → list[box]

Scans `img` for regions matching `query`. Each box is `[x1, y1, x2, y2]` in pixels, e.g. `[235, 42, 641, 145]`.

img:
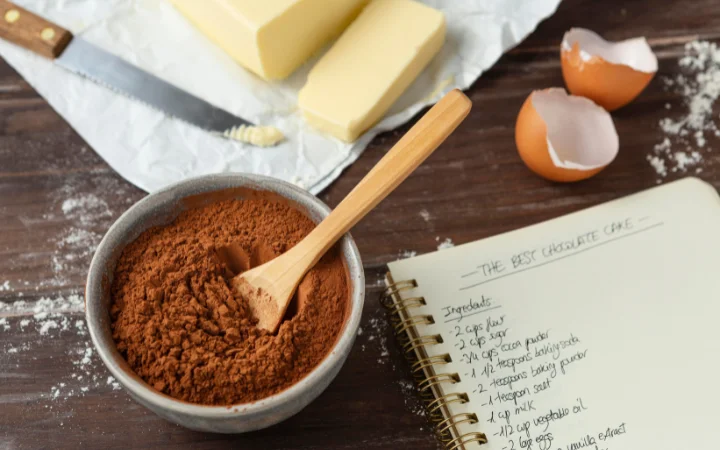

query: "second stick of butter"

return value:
[299, 0, 446, 142]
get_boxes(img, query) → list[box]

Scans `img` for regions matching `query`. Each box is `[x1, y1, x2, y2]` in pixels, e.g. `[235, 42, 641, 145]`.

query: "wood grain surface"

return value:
[2, 0, 720, 449]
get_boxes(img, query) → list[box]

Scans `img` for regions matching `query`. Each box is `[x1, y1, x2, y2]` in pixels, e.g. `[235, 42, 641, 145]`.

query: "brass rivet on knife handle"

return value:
[4, 9, 19, 23]
[0, 1, 72, 59]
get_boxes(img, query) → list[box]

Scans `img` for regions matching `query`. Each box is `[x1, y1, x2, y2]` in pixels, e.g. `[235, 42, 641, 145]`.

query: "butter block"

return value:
[298, 0, 446, 142]
[170, 0, 368, 80]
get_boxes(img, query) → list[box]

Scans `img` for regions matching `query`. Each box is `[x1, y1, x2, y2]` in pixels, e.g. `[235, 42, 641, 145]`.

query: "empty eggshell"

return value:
[561, 28, 657, 111]
[515, 88, 619, 182]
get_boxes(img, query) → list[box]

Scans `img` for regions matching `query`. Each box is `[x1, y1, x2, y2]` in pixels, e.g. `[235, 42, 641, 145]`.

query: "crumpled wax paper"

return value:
[0, 0, 561, 194]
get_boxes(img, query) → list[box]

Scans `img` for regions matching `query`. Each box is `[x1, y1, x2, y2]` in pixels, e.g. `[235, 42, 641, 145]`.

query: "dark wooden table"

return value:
[2, 0, 719, 448]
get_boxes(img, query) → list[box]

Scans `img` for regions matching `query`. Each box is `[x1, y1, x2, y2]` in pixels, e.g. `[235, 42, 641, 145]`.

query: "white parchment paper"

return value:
[0, 0, 561, 194]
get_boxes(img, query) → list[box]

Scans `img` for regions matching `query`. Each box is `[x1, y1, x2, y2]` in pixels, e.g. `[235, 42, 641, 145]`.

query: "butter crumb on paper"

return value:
[222, 125, 285, 147]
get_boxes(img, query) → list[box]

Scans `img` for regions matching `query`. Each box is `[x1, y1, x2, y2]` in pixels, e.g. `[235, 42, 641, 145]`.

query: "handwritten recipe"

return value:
[387, 179, 720, 449]
[445, 217, 651, 449]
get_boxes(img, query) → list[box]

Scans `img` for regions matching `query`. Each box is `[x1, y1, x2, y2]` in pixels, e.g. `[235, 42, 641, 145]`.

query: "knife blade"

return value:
[0, 1, 283, 146]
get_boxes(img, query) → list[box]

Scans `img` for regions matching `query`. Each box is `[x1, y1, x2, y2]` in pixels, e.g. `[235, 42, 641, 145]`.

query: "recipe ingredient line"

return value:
[443, 305, 502, 324]
[458, 222, 664, 291]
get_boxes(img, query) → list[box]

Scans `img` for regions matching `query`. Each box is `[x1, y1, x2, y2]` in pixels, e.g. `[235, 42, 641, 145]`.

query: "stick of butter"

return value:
[299, 0, 446, 142]
[169, 0, 368, 80]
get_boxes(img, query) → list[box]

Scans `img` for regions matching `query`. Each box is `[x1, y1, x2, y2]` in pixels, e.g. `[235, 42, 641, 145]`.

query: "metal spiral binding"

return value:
[411, 354, 452, 374]
[448, 433, 489, 450]
[382, 275, 487, 449]
[387, 296, 426, 315]
[393, 315, 435, 335]
[403, 334, 443, 354]
[417, 373, 460, 392]
[436, 413, 479, 435]
[427, 393, 469, 414]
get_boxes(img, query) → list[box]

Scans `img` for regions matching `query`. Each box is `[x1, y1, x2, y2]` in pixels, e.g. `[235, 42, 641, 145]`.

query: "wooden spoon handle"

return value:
[0, 1, 73, 59]
[297, 89, 472, 263]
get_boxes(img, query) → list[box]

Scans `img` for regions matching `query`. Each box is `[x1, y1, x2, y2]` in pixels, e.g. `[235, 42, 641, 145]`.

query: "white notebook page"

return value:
[387, 178, 720, 450]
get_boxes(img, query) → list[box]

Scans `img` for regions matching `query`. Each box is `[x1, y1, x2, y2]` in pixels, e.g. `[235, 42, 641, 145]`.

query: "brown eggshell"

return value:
[515, 89, 619, 183]
[561, 28, 657, 111]
[562, 44, 654, 111]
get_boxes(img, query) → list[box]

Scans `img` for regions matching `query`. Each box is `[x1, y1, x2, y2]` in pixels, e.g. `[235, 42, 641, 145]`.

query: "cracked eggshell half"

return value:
[515, 88, 619, 182]
[561, 28, 657, 111]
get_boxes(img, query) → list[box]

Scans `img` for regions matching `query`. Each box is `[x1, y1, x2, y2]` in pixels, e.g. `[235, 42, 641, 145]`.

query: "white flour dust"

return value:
[357, 309, 426, 417]
[107, 376, 121, 391]
[61, 194, 112, 226]
[398, 250, 418, 259]
[436, 237, 455, 250]
[361, 308, 428, 417]
[649, 40, 720, 179]
[358, 309, 392, 366]
[398, 237, 455, 260]
[0, 173, 139, 404]
[48, 192, 111, 287]
[33, 172, 136, 288]
[397, 379, 426, 418]
[52, 226, 104, 284]
[0, 292, 113, 401]
[0, 293, 84, 317]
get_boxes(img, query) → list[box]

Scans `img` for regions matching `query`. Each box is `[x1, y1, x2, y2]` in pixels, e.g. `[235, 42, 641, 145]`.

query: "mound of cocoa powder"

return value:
[110, 195, 349, 405]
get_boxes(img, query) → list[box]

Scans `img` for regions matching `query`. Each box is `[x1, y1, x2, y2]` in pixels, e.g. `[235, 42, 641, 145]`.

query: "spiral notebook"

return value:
[383, 177, 720, 450]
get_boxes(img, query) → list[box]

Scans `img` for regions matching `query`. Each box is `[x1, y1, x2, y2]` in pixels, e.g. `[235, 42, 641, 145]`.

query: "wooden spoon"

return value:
[233, 89, 472, 332]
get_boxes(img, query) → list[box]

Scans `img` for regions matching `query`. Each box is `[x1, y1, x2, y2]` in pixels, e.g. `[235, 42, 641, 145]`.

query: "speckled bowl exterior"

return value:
[85, 174, 364, 433]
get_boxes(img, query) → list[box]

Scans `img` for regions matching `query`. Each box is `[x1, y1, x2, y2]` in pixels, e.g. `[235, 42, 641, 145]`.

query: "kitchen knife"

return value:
[0, 1, 283, 146]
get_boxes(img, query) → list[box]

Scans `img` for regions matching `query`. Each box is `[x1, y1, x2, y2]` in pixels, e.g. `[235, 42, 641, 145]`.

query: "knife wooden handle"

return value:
[0, 1, 72, 59]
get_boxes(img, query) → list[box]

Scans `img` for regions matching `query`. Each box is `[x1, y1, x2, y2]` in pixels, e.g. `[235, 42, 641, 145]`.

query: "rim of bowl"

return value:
[85, 173, 365, 419]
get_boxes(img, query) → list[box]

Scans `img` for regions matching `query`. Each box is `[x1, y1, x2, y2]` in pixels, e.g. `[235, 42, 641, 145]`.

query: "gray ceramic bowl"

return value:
[85, 174, 364, 433]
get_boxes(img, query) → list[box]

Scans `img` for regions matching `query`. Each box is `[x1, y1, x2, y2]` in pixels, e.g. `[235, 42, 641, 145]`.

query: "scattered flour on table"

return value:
[370, 315, 390, 363]
[49, 193, 111, 287]
[0, 161, 142, 423]
[649, 40, 720, 179]
[60, 228, 100, 247]
[0, 293, 84, 316]
[398, 250, 417, 259]
[39, 320, 58, 335]
[106, 376, 121, 391]
[0, 292, 113, 401]
[52, 227, 103, 284]
[61, 194, 112, 226]
[0, 174, 139, 403]
[436, 237, 455, 250]
[358, 309, 392, 367]
[34, 172, 136, 288]
[397, 379, 427, 418]
[398, 238, 454, 259]
[419, 209, 431, 222]
[75, 319, 87, 336]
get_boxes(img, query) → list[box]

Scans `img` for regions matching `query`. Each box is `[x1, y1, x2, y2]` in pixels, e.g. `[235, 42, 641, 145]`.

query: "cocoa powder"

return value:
[110, 195, 349, 405]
